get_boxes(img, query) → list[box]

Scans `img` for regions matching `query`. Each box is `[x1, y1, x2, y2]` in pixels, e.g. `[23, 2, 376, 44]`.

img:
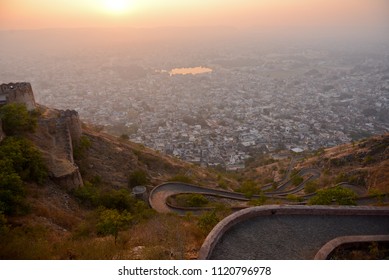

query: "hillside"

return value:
[297, 134, 389, 193]
[0, 104, 234, 260]
[234, 134, 389, 197]
[1, 100, 388, 259]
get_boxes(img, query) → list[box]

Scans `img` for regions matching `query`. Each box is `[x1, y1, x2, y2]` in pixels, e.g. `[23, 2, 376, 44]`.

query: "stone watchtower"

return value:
[0, 82, 36, 111]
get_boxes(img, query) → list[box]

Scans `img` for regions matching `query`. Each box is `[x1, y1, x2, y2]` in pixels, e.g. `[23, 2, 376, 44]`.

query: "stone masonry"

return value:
[0, 82, 36, 111]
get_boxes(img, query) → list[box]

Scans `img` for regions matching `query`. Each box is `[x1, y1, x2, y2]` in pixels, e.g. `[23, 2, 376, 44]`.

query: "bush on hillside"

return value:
[0, 103, 37, 135]
[0, 137, 47, 215]
[308, 186, 357, 206]
[128, 169, 149, 188]
[0, 137, 47, 184]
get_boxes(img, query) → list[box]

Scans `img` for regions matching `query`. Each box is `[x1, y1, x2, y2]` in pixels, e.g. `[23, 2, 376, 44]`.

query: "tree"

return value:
[0, 211, 8, 234]
[174, 194, 208, 207]
[304, 180, 318, 194]
[100, 189, 135, 212]
[197, 210, 219, 234]
[291, 175, 304, 186]
[96, 208, 132, 243]
[237, 180, 261, 198]
[73, 136, 92, 160]
[0, 159, 25, 215]
[120, 134, 129, 140]
[0, 103, 36, 135]
[0, 137, 47, 184]
[128, 169, 149, 188]
[308, 186, 357, 206]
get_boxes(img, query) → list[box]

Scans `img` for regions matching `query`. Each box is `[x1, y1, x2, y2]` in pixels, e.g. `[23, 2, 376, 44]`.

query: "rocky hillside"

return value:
[1, 101, 388, 259]
[296, 133, 389, 193]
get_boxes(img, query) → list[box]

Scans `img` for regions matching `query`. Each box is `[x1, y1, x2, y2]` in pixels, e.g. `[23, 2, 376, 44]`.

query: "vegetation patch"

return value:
[328, 242, 389, 260]
[169, 174, 193, 184]
[128, 169, 149, 188]
[169, 194, 209, 208]
[308, 186, 357, 206]
[236, 180, 262, 198]
[73, 135, 92, 160]
[0, 137, 47, 215]
[0, 103, 37, 135]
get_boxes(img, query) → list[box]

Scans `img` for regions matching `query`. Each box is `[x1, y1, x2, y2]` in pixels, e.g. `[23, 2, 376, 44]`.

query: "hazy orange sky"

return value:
[0, 0, 388, 30]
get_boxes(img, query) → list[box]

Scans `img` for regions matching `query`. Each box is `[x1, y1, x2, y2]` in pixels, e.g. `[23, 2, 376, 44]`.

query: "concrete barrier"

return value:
[314, 235, 389, 260]
[198, 205, 389, 259]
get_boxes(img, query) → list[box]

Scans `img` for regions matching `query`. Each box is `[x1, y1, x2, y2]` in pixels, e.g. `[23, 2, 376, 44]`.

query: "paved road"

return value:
[149, 182, 249, 214]
[149, 168, 388, 214]
[209, 214, 389, 259]
[149, 168, 321, 214]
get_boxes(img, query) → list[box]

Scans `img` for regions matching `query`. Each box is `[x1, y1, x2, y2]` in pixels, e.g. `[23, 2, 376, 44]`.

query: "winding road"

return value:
[148, 167, 360, 214]
[149, 165, 388, 215]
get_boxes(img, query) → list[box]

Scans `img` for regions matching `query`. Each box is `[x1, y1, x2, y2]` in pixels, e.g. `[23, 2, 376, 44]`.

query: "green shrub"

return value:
[236, 180, 261, 198]
[96, 208, 133, 242]
[308, 186, 357, 206]
[169, 174, 193, 184]
[73, 135, 92, 160]
[197, 211, 219, 234]
[0, 137, 47, 184]
[304, 180, 318, 194]
[73, 181, 100, 207]
[100, 189, 136, 212]
[173, 194, 209, 207]
[128, 169, 149, 188]
[120, 134, 129, 140]
[0, 211, 8, 234]
[0, 103, 36, 135]
[286, 194, 303, 202]
[0, 137, 47, 215]
[217, 179, 228, 189]
[291, 175, 304, 186]
[249, 194, 267, 206]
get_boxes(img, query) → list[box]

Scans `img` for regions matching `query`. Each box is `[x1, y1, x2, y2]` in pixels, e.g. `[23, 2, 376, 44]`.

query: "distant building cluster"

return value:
[1, 46, 388, 169]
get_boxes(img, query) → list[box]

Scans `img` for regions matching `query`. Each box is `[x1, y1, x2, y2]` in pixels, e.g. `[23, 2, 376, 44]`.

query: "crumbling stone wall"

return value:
[33, 112, 84, 190]
[1, 82, 84, 189]
[60, 110, 82, 145]
[0, 82, 36, 111]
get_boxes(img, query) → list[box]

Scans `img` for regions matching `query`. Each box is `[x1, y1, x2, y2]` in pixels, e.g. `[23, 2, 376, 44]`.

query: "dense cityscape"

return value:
[1, 31, 388, 169]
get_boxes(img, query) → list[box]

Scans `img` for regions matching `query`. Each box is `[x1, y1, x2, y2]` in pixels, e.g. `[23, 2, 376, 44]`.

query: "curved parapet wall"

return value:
[198, 205, 389, 260]
[314, 235, 389, 260]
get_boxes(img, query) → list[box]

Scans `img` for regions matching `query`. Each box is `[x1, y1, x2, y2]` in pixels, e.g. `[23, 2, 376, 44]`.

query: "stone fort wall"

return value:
[0, 82, 36, 111]
[0, 82, 83, 189]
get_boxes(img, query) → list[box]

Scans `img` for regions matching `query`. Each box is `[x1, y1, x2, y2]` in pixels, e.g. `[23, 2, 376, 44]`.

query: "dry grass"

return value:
[1, 212, 205, 260]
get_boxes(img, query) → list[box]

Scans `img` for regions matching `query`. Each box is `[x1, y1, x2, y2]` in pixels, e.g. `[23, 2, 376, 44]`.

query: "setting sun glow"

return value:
[102, 0, 133, 15]
[0, 0, 387, 30]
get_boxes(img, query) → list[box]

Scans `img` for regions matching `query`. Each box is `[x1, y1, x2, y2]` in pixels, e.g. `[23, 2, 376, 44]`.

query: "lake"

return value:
[169, 66, 213, 76]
